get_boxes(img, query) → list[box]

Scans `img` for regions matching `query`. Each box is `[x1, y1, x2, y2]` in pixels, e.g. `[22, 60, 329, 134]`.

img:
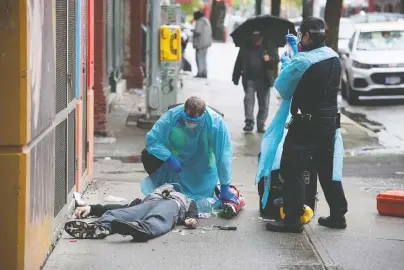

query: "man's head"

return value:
[252, 31, 263, 46]
[298, 17, 327, 51]
[193, 10, 204, 21]
[183, 97, 206, 128]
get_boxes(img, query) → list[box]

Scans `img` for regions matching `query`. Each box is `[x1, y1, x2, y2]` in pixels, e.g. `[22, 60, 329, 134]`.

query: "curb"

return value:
[340, 112, 379, 139]
[304, 224, 340, 270]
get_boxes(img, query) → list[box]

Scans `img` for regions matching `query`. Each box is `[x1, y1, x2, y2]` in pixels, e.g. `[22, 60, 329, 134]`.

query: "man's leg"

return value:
[195, 48, 201, 76]
[266, 145, 308, 233]
[111, 200, 180, 241]
[243, 80, 256, 131]
[64, 201, 155, 240]
[315, 148, 348, 229]
[256, 81, 270, 133]
[199, 47, 208, 78]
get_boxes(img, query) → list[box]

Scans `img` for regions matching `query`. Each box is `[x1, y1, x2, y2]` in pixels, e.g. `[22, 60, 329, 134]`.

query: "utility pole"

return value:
[255, 0, 262, 15]
[138, 0, 162, 128]
[302, 0, 314, 20]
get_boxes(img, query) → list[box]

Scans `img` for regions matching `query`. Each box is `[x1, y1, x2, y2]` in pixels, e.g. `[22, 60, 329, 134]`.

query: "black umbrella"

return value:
[231, 15, 297, 47]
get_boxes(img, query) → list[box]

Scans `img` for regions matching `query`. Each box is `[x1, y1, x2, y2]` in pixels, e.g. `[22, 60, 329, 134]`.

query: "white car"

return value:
[338, 18, 355, 54]
[340, 23, 404, 104]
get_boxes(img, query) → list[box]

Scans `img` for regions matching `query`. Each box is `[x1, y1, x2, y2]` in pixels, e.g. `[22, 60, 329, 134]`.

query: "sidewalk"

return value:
[44, 44, 404, 270]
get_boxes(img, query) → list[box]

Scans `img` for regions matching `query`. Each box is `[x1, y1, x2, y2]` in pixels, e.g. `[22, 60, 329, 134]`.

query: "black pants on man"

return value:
[280, 117, 348, 224]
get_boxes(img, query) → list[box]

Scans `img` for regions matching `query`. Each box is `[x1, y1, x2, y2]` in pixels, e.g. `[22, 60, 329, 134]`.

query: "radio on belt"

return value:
[160, 25, 181, 61]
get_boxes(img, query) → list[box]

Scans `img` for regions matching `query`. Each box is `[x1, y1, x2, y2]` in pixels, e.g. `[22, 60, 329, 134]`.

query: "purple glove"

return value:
[219, 185, 238, 204]
[166, 155, 182, 173]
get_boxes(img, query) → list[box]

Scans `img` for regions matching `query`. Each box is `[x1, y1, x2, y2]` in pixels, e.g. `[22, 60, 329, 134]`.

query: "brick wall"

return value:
[126, 0, 145, 90]
[93, 0, 107, 135]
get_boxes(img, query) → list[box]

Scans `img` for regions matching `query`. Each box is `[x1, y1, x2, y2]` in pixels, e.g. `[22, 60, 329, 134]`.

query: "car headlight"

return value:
[352, 60, 372, 69]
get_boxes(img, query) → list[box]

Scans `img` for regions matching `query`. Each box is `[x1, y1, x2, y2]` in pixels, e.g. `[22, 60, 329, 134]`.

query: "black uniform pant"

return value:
[141, 149, 164, 175]
[280, 117, 348, 224]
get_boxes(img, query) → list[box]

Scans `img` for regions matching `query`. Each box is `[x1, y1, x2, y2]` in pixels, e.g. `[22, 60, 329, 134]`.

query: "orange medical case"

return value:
[377, 190, 404, 217]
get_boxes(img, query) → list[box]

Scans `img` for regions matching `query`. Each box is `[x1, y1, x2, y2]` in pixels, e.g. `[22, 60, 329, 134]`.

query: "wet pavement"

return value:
[339, 97, 404, 151]
[44, 43, 404, 270]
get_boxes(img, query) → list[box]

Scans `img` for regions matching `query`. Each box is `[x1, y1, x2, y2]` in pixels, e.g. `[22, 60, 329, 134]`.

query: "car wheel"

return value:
[346, 83, 360, 105]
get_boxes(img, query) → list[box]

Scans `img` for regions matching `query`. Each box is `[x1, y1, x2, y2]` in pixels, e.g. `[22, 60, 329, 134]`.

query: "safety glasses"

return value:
[183, 111, 205, 123]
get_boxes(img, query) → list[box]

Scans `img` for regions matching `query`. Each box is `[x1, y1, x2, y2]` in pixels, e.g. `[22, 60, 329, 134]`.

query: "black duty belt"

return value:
[287, 113, 341, 129]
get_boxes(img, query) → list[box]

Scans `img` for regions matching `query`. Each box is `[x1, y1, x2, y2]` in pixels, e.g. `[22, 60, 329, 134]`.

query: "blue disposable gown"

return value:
[256, 46, 344, 208]
[140, 105, 232, 200]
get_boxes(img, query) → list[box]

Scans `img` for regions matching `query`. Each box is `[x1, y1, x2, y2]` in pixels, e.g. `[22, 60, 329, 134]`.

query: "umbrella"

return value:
[231, 15, 297, 47]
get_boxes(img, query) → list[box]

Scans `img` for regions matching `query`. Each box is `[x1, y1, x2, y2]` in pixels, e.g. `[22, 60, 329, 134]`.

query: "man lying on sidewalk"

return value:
[64, 184, 199, 241]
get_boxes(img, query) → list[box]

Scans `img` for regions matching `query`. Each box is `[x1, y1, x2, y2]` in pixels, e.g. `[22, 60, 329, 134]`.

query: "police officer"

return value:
[266, 18, 348, 233]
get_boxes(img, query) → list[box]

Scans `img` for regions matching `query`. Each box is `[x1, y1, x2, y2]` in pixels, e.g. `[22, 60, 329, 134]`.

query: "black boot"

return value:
[266, 220, 304, 233]
[243, 123, 253, 132]
[318, 216, 347, 229]
[257, 126, 266, 133]
[111, 220, 150, 242]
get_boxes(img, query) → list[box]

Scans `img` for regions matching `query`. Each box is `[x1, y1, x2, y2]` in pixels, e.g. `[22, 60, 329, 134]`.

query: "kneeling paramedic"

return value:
[260, 17, 348, 233]
[140, 97, 238, 208]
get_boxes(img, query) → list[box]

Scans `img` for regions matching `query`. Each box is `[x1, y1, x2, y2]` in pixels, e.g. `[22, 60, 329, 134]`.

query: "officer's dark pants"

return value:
[141, 149, 164, 175]
[280, 117, 348, 224]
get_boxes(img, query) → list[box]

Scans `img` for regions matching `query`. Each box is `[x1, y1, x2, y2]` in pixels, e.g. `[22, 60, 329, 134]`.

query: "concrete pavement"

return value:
[44, 43, 404, 270]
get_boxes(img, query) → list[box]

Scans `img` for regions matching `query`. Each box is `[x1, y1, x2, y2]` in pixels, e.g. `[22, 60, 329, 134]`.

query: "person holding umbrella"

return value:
[257, 17, 348, 233]
[232, 30, 278, 133]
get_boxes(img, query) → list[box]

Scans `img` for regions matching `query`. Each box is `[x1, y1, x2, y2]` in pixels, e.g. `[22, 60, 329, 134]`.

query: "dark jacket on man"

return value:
[232, 43, 279, 88]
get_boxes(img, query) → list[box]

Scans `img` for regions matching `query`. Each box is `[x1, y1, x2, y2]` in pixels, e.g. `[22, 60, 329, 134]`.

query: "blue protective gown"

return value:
[140, 105, 232, 200]
[256, 46, 344, 208]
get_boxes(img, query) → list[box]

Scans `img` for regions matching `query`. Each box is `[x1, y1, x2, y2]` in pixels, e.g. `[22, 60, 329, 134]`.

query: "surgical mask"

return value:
[252, 34, 261, 44]
[185, 122, 199, 129]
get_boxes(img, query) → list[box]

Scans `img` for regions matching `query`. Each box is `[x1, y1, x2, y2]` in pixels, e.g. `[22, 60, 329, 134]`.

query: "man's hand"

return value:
[74, 205, 91, 219]
[263, 54, 270, 62]
[184, 218, 199, 229]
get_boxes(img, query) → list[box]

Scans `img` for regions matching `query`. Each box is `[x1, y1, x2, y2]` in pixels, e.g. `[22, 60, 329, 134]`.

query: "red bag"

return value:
[377, 190, 404, 217]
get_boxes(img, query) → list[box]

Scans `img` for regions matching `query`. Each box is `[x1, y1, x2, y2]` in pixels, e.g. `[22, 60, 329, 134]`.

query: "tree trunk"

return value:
[401, 0, 404, 14]
[302, 0, 313, 20]
[255, 0, 262, 15]
[324, 0, 343, 51]
[271, 0, 281, 17]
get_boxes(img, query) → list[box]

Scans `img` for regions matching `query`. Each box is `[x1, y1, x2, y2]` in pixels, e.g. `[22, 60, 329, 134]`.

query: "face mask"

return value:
[252, 34, 261, 44]
[185, 122, 199, 129]
[298, 42, 304, 52]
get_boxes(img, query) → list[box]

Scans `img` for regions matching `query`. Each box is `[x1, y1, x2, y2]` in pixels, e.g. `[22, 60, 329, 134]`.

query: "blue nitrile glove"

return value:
[280, 51, 291, 64]
[286, 34, 298, 55]
[219, 185, 238, 204]
[166, 155, 182, 173]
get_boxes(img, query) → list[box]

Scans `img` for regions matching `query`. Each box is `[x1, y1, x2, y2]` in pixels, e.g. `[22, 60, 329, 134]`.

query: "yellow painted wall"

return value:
[0, 0, 29, 146]
[0, 0, 29, 269]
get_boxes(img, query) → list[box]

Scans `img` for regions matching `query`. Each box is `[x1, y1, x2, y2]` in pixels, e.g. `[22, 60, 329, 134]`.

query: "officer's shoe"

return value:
[243, 124, 254, 132]
[257, 126, 266, 133]
[266, 220, 304, 233]
[318, 216, 347, 229]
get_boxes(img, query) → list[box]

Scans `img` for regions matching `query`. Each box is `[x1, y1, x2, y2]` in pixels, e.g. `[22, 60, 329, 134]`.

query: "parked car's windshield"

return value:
[356, 30, 404, 51]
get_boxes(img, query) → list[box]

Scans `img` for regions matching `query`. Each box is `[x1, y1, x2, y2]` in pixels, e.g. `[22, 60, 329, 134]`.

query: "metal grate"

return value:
[67, 0, 76, 102]
[55, 0, 68, 113]
[67, 110, 76, 192]
[106, 0, 114, 77]
[54, 120, 67, 217]
[82, 0, 88, 171]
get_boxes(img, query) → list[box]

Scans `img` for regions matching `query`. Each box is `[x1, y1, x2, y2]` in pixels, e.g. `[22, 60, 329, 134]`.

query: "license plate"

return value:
[385, 76, 401, 85]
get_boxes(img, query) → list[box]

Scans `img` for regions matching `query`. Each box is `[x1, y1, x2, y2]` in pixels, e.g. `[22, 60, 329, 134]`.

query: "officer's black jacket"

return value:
[291, 45, 341, 118]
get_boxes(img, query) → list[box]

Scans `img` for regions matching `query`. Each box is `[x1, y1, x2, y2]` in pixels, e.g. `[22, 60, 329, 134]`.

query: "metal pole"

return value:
[146, 0, 162, 118]
[255, 0, 262, 15]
